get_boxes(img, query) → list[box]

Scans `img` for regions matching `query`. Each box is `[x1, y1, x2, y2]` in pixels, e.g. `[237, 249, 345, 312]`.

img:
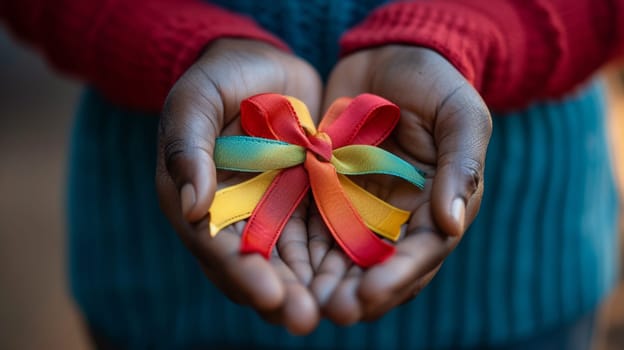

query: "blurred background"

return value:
[0, 30, 89, 348]
[0, 27, 623, 349]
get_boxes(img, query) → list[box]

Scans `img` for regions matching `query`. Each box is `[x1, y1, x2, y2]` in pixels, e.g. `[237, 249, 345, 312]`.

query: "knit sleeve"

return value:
[0, 0, 289, 111]
[340, 0, 624, 111]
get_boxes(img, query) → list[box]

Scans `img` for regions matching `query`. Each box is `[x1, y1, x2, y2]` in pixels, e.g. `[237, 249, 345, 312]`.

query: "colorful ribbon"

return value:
[209, 93, 425, 267]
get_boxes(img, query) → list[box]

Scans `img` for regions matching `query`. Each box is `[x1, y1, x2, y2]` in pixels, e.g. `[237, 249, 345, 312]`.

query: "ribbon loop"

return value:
[319, 93, 401, 148]
[241, 94, 312, 148]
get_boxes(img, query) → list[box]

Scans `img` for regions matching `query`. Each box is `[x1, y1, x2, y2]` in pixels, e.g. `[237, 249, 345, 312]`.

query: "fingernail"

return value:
[180, 183, 196, 219]
[451, 197, 465, 235]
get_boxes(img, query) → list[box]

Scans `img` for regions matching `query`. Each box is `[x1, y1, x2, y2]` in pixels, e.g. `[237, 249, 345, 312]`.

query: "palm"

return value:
[309, 45, 491, 324]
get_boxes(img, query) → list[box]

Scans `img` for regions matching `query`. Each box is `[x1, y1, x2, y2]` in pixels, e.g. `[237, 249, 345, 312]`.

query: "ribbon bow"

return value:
[209, 93, 425, 267]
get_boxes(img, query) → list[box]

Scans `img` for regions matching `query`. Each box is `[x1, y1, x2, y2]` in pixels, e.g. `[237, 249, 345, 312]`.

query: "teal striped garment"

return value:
[67, 1, 619, 348]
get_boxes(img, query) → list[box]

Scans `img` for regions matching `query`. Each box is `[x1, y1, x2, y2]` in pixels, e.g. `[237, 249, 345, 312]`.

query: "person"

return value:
[1, 0, 623, 348]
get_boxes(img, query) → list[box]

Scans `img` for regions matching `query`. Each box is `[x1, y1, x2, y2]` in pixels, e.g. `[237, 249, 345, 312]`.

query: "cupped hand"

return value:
[309, 45, 492, 324]
[156, 39, 323, 334]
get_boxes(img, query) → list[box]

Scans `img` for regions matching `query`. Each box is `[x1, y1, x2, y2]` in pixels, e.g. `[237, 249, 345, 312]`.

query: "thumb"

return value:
[157, 83, 222, 224]
[431, 85, 492, 237]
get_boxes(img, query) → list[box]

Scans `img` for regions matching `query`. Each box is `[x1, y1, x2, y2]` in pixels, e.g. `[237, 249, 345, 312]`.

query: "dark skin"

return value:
[156, 39, 492, 334]
[156, 39, 323, 334]
[310, 45, 491, 324]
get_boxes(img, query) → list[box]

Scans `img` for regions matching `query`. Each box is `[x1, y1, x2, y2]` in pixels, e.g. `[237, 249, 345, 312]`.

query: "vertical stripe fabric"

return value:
[66, 1, 619, 348]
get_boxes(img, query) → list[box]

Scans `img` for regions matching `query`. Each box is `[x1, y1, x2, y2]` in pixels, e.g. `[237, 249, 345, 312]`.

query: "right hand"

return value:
[309, 45, 491, 325]
[156, 39, 323, 334]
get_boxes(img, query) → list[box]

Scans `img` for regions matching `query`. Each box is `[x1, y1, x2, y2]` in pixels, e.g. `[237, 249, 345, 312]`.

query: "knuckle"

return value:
[162, 138, 191, 172]
[458, 158, 483, 196]
[475, 107, 493, 136]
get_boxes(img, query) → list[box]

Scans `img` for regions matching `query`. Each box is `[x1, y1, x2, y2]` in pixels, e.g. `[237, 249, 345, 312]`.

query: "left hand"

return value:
[308, 45, 492, 324]
[156, 39, 323, 334]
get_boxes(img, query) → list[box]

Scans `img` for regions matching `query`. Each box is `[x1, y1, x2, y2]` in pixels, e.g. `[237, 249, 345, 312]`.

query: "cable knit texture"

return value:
[2, 0, 623, 110]
[0, 0, 287, 110]
[341, 0, 624, 111]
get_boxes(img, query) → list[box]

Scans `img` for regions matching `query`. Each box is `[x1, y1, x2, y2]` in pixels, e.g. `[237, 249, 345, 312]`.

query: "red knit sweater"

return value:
[1, 0, 622, 111]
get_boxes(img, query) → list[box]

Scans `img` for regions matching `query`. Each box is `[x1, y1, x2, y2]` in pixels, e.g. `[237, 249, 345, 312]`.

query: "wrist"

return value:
[340, 2, 499, 86]
[200, 38, 290, 61]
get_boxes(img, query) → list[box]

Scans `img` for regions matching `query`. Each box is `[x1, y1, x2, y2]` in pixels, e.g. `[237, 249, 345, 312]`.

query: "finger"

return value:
[157, 191, 283, 312]
[276, 200, 314, 285]
[261, 259, 320, 335]
[157, 76, 222, 223]
[431, 84, 492, 236]
[361, 263, 442, 321]
[309, 246, 352, 306]
[194, 223, 287, 312]
[357, 232, 448, 309]
[307, 204, 333, 271]
[321, 266, 364, 326]
[270, 282, 320, 335]
[159, 168, 286, 312]
[357, 203, 459, 310]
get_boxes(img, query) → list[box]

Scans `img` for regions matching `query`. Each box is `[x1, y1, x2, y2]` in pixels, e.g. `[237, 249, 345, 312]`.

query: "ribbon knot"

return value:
[306, 131, 333, 162]
[209, 93, 425, 267]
